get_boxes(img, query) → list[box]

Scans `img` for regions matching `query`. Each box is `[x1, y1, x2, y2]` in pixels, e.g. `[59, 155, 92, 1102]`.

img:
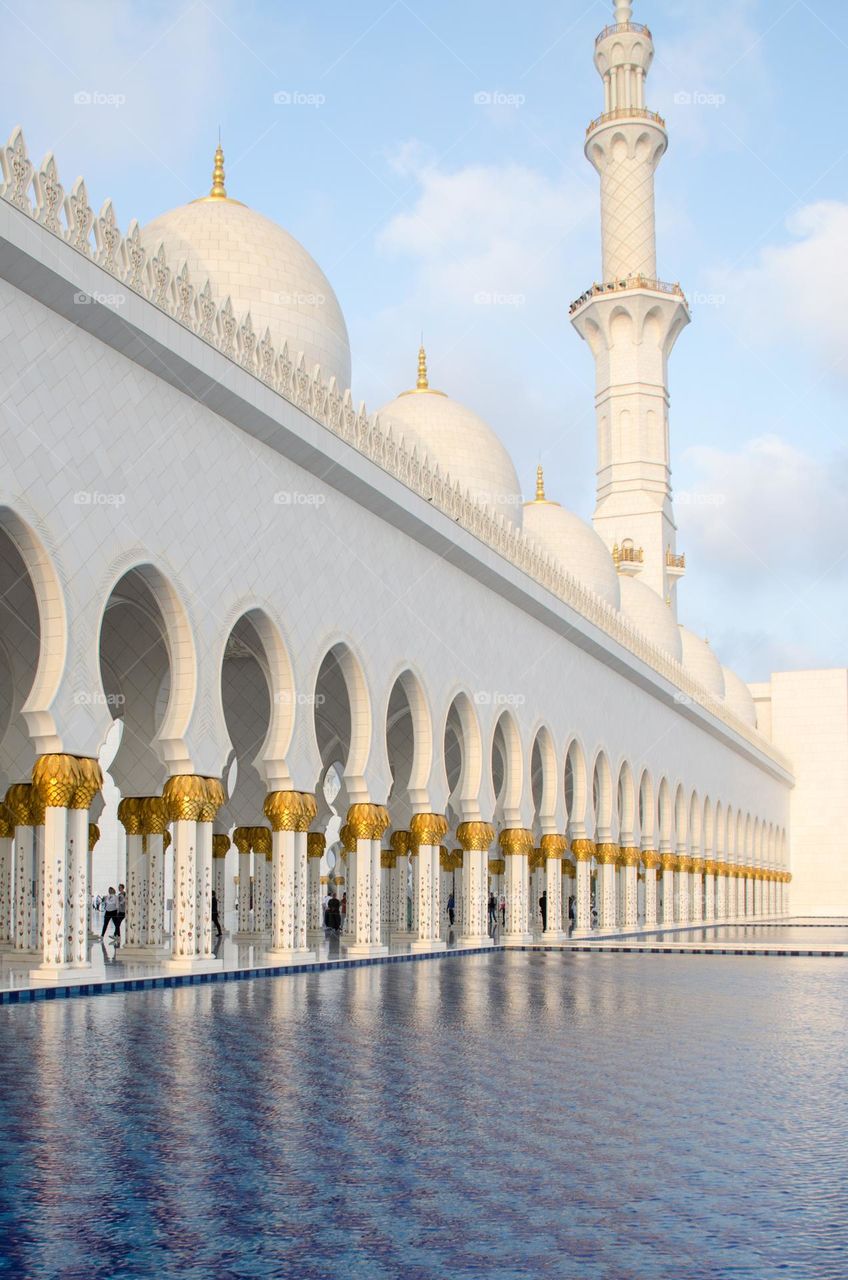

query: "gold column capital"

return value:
[660, 853, 677, 872]
[595, 842, 620, 865]
[233, 826, 252, 855]
[117, 797, 144, 835]
[489, 857, 506, 876]
[264, 790, 304, 832]
[307, 832, 326, 859]
[140, 796, 168, 836]
[380, 850, 396, 869]
[571, 839, 596, 862]
[540, 833, 568, 858]
[498, 827, 534, 856]
[70, 757, 103, 810]
[641, 850, 661, 870]
[88, 822, 100, 852]
[457, 821, 495, 851]
[346, 803, 390, 841]
[251, 826, 272, 857]
[212, 833, 231, 858]
[390, 829, 411, 857]
[618, 845, 641, 866]
[410, 812, 449, 848]
[0, 801, 14, 839]
[163, 775, 207, 823]
[32, 753, 82, 808]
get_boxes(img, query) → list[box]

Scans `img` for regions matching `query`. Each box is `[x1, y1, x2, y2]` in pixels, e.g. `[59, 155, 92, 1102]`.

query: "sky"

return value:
[0, 0, 846, 682]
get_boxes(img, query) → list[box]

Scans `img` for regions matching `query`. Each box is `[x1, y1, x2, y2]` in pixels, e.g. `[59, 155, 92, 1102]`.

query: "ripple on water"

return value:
[0, 953, 846, 1280]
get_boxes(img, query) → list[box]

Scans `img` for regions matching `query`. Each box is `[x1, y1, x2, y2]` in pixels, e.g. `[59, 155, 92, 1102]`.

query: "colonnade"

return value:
[0, 756, 791, 980]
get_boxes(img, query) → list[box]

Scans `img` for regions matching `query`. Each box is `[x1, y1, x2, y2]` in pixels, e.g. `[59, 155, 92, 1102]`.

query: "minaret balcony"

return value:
[612, 541, 644, 576]
[569, 276, 687, 316]
[586, 106, 665, 137]
[666, 549, 685, 578]
[596, 21, 651, 43]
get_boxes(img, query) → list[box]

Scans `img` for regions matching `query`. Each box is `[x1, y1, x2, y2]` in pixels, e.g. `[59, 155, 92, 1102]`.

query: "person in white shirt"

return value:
[100, 888, 119, 940]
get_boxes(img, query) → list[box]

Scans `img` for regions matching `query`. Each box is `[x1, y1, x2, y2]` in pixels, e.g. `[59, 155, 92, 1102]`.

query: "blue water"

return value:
[1, 952, 846, 1279]
[649, 924, 848, 946]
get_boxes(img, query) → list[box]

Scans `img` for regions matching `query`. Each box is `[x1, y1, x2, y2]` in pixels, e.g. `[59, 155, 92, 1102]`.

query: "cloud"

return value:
[715, 201, 848, 376]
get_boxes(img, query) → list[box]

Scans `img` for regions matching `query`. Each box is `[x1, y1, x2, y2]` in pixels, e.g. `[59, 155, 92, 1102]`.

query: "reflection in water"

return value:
[1, 953, 847, 1279]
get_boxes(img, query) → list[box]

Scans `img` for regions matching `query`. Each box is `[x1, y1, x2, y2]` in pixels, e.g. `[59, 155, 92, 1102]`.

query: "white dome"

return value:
[522, 470, 619, 608]
[618, 577, 682, 661]
[721, 665, 757, 727]
[141, 148, 351, 389]
[377, 349, 523, 529]
[679, 627, 725, 698]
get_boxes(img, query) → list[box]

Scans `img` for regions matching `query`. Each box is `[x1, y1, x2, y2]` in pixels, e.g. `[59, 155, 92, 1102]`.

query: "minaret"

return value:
[570, 0, 689, 607]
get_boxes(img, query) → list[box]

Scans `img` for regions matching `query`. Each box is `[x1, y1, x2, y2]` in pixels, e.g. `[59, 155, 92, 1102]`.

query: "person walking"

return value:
[488, 892, 497, 932]
[340, 892, 347, 931]
[211, 889, 222, 937]
[100, 887, 118, 940]
[326, 893, 341, 932]
[568, 895, 576, 929]
[447, 891, 455, 928]
[539, 889, 548, 931]
[113, 884, 126, 944]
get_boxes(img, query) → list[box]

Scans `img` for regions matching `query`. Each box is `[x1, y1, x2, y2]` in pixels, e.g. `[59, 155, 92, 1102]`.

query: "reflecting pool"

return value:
[646, 924, 848, 946]
[1, 952, 846, 1279]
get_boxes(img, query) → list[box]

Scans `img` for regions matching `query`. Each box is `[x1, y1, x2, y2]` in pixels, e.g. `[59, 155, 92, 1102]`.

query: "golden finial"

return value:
[535, 464, 546, 502]
[210, 140, 227, 200]
[417, 343, 429, 391]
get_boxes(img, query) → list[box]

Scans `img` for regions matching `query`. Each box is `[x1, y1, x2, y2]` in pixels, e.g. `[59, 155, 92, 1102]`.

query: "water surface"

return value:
[0, 952, 845, 1279]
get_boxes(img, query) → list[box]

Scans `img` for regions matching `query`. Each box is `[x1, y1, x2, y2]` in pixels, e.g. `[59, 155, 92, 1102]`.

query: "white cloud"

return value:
[716, 201, 848, 375]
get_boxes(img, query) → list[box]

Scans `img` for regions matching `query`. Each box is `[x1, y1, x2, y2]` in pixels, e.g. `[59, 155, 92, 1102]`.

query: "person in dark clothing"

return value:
[539, 889, 548, 931]
[326, 893, 342, 932]
[488, 892, 497, 931]
[568, 895, 576, 928]
[447, 892, 455, 927]
[211, 889, 222, 937]
[100, 887, 118, 939]
[114, 884, 126, 944]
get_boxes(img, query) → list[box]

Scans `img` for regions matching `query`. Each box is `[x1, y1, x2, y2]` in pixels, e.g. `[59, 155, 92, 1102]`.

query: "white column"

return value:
[690, 865, 703, 923]
[677, 858, 690, 924]
[264, 793, 315, 962]
[147, 832, 166, 947]
[235, 830, 253, 936]
[195, 818, 214, 960]
[121, 813, 147, 950]
[643, 857, 659, 928]
[408, 815, 447, 951]
[39, 801, 71, 973]
[391, 832, 411, 936]
[572, 844, 593, 936]
[212, 835, 228, 933]
[542, 836, 566, 941]
[306, 832, 325, 940]
[661, 858, 675, 926]
[457, 822, 493, 948]
[622, 854, 638, 931]
[704, 868, 715, 921]
[7, 783, 38, 953]
[409, 849, 420, 937]
[502, 841, 532, 944]
[252, 848, 267, 936]
[344, 805, 389, 957]
[715, 869, 727, 920]
[269, 827, 295, 954]
[0, 815, 12, 946]
[163, 776, 222, 971]
[167, 819, 197, 964]
[66, 806, 91, 969]
[598, 860, 617, 932]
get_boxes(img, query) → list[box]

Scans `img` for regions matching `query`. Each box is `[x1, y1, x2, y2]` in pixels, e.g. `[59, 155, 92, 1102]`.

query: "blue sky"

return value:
[1, 0, 846, 681]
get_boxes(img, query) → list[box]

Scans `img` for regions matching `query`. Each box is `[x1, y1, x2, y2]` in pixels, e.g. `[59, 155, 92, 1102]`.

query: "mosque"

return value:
[0, 1, 843, 980]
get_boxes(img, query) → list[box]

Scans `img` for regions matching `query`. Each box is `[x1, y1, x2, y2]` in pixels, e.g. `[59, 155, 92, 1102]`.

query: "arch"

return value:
[688, 790, 702, 855]
[97, 559, 197, 769]
[591, 749, 613, 841]
[0, 506, 67, 748]
[673, 783, 687, 852]
[564, 738, 588, 838]
[491, 709, 523, 826]
[617, 760, 636, 844]
[638, 769, 654, 845]
[217, 604, 296, 783]
[530, 723, 558, 833]
[657, 777, 672, 852]
[385, 666, 433, 813]
[702, 796, 714, 860]
[714, 800, 724, 857]
[313, 640, 372, 784]
[442, 691, 483, 824]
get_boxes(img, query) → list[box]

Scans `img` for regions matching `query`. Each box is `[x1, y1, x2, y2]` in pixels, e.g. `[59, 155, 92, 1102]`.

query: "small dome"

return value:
[618, 577, 682, 661]
[679, 627, 725, 697]
[377, 347, 523, 528]
[721, 666, 757, 727]
[141, 145, 351, 389]
[522, 467, 619, 608]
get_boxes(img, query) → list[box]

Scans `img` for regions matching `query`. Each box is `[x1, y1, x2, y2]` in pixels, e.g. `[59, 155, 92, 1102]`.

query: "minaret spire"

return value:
[535, 464, 546, 502]
[417, 343, 429, 390]
[569, 3, 690, 608]
[209, 140, 227, 200]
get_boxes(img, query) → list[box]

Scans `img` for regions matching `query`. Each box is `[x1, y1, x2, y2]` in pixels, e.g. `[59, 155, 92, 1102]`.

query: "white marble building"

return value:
[0, 1, 838, 980]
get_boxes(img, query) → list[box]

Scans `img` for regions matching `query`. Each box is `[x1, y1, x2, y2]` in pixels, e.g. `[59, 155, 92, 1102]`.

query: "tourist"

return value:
[326, 893, 341, 932]
[211, 889, 222, 937]
[114, 883, 126, 944]
[568, 895, 576, 928]
[540, 889, 548, 931]
[341, 892, 347, 930]
[100, 887, 118, 939]
[499, 894, 506, 927]
[488, 892, 496, 930]
[447, 891, 455, 927]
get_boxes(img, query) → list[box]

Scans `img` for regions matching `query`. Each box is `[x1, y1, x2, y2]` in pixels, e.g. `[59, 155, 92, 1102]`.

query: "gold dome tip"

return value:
[210, 139, 227, 199]
[535, 464, 546, 502]
[417, 343, 429, 390]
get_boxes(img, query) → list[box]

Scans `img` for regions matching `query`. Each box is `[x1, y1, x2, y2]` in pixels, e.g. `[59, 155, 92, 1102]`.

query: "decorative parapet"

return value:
[586, 107, 665, 136]
[569, 275, 687, 316]
[595, 21, 651, 43]
[0, 126, 787, 771]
